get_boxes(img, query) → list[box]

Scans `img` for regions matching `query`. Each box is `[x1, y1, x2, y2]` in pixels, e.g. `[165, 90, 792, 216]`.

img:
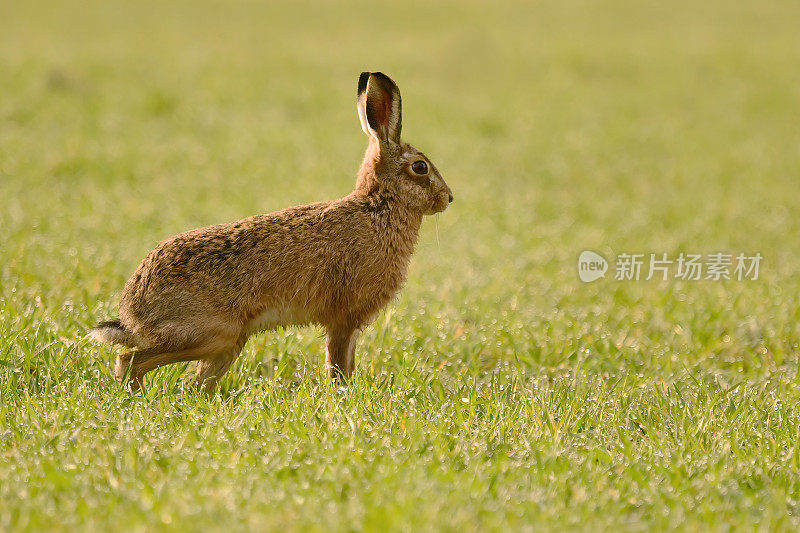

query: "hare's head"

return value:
[355, 72, 453, 215]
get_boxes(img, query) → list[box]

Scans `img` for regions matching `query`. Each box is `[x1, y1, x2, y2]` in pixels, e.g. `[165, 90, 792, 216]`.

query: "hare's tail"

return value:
[90, 320, 138, 347]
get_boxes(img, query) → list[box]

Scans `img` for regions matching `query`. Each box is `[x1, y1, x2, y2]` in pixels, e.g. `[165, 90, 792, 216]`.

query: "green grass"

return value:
[2, 0, 800, 530]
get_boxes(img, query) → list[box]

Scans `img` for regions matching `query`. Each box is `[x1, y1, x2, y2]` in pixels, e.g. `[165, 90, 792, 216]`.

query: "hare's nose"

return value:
[448, 192, 454, 203]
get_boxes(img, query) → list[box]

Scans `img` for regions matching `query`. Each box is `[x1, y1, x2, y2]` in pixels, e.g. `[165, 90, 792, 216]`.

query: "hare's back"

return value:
[119, 205, 334, 325]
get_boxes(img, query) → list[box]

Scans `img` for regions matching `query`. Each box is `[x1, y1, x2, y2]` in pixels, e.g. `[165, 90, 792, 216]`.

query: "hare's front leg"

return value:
[325, 326, 360, 380]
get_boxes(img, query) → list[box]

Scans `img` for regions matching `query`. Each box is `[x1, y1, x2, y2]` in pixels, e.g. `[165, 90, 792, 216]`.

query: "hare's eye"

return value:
[411, 160, 428, 175]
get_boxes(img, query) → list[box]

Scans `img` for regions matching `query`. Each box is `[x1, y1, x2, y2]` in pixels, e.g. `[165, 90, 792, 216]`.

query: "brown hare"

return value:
[90, 72, 453, 392]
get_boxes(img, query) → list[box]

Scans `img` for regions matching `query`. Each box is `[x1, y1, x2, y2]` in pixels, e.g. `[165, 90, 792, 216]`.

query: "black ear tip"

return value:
[371, 72, 395, 86]
[358, 71, 399, 93]
[358, 72, 370, 95]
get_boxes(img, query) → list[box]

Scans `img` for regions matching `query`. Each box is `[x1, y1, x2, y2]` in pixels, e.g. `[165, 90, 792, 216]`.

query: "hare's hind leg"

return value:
[195, 337, 247, 393]
[325, 326, 361, 380]
[116, 332, 239, 391]
[116, 344, 204, 392]
[195, 351, 239, 393]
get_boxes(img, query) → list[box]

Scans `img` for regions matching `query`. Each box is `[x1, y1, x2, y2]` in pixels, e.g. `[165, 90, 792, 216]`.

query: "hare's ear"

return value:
[357, 72, 402, 145]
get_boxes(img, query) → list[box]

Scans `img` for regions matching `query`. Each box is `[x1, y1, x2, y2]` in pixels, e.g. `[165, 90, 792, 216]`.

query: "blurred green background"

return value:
[2, 0, 800, 531]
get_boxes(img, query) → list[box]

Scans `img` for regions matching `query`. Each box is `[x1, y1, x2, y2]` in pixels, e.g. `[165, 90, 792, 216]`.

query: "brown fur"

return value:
[90, 72, 452, 392]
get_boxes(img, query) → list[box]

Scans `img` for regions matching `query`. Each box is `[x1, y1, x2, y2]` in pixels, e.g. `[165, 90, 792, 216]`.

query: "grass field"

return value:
[2, 0, 800, 530]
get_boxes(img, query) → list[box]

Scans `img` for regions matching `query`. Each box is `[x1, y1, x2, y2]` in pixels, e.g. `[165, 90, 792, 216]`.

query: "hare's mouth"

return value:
[427, 195, 451, 215]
